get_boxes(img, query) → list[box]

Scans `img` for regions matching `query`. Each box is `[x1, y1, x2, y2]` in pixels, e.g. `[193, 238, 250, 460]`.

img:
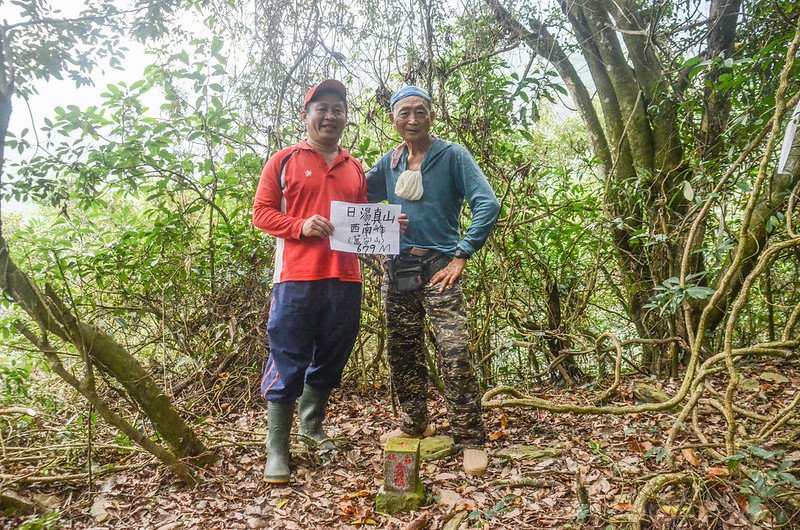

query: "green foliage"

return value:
[644, 446, 670, 463]
[16, 513, 62, 530]
[0, 353, 32, 401]
[576, 501, 591, 522]
[467, 494, 519, 526]
[588, 440, 612, 463]
[10, 0, 788, 393]
[2, 0, 800, 473]
[3, 1, 179, 98]
[721, 447, 799, 524]
[4, 37, 270, 374]
[643, 275, 715, 316]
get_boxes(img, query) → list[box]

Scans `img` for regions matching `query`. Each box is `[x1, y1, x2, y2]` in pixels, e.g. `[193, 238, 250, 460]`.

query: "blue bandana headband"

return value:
[390, 86, 432, 111]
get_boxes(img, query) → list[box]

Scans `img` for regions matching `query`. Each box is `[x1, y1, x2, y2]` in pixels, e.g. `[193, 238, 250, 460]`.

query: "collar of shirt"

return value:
[299, 139, 351, 162]
[390, 142, 407, 169]
[390, 136, 443, 169]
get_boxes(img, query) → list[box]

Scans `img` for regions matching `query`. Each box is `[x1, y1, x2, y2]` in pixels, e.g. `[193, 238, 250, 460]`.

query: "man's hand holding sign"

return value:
[302, 214, 335, 239]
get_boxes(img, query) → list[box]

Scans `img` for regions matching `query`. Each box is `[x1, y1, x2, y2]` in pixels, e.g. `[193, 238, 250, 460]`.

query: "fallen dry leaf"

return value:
[436, 488, 462, 509]
[681, 448, 700, 466]
[404, 511, 433, 530]
[339, 499, 358, 516]
[735, 494, 749, 511]
[589, 476, 611, 495]
[488, 429, 506, 441]
[11, 373, 797, 530]
[90, 496, 111, 523]
[626, 440, 653, 453]
[153, 523, 181, 530]
[246, 516, 269, 528]
[706, 466, 729, 477]
[342, 490, 371, 500]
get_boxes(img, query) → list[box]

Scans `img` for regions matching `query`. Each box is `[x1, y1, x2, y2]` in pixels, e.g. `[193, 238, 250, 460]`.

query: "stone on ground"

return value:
[420, 435, 455, 460]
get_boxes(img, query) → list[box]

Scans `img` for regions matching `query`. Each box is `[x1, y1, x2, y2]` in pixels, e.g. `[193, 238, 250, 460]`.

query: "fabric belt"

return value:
[407, 247, 431, 257]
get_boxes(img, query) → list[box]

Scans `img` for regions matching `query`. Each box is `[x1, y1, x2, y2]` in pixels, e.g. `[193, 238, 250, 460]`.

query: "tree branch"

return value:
[484, 0, 612, 174]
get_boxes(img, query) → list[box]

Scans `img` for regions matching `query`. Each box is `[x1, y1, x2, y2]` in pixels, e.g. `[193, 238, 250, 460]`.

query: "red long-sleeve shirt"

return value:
[253, 140, 367, 283]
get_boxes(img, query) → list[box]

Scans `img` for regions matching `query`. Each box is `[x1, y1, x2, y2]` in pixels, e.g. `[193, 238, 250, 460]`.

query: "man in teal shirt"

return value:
[367, 85, 500, 476]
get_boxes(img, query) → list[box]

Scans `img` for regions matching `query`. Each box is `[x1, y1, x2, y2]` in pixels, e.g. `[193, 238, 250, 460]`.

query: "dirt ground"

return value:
[4, 370, 799, 529]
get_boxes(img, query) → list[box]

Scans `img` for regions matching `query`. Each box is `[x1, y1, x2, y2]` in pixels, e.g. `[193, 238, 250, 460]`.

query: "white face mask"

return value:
[394, 169, 424, 201]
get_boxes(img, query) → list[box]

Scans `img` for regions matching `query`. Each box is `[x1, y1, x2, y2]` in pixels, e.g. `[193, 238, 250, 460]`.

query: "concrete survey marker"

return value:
[376, 438, 426, 513]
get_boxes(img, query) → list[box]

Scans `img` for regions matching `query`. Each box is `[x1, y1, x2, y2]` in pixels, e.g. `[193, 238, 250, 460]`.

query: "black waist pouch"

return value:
[388, 253, 450, 292]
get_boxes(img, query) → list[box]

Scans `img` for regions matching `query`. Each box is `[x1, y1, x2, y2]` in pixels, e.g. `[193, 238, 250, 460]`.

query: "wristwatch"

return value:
[453, 248, 470, 260]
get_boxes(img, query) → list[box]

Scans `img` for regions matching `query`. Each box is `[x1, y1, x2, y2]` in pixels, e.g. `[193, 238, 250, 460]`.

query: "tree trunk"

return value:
[0, 41, 208, 467]
[544, 275, 583, 383]
[0, 238, 209, 460]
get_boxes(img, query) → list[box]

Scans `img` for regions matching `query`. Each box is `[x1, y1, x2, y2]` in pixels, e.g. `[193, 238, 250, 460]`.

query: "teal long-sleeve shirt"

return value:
[366, 139, 500, 257]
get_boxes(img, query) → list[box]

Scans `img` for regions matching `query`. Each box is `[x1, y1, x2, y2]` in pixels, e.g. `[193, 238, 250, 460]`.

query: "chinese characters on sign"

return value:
[329, 201, 401, 255]
[386, 453, 414, 491]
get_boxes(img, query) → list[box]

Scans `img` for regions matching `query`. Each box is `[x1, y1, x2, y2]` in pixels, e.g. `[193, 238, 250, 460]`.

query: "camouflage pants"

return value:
[382, 271, 486, 448]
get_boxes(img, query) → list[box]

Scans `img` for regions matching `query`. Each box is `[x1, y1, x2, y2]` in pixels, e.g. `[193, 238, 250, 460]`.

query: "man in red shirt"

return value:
[253, 80, 366, 484]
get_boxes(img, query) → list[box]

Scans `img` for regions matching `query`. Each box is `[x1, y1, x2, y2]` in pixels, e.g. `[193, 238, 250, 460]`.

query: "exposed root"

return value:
[626, 472, 699, 530]
[490, 477, 561, 488]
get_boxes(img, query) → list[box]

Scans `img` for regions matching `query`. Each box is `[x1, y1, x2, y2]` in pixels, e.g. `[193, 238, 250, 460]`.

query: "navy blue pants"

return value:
[260, 279, 362, 403]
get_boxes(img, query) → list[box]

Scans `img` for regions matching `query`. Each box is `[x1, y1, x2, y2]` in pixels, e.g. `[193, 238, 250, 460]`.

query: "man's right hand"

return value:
[302, 214, 334, 238]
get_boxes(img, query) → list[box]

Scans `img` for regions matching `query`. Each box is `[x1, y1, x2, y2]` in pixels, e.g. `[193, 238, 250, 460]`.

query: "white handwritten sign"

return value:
[329, 201, 401, 255]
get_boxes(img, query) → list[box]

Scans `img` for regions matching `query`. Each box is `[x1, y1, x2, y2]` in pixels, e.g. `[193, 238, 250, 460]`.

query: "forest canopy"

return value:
[1, 0, 799, 527]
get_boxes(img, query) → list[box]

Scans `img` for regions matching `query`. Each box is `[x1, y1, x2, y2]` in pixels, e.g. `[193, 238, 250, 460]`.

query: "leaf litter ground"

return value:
[4, 366, 800, 529]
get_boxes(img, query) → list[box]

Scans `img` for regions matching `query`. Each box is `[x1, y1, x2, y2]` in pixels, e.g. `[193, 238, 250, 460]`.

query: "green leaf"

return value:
[682, 181, 694, 201]
[748, 445, 776, 460]
[681, 56, 701, 69]
[766, 215, 779, 234]
[685, 286, 715, 299]
[747, 495, 762, 519]
[211, 37, 223, 56]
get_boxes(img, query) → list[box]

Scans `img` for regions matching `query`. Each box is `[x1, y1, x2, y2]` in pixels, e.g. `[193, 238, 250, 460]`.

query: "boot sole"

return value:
[263, 476, 290, 484]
